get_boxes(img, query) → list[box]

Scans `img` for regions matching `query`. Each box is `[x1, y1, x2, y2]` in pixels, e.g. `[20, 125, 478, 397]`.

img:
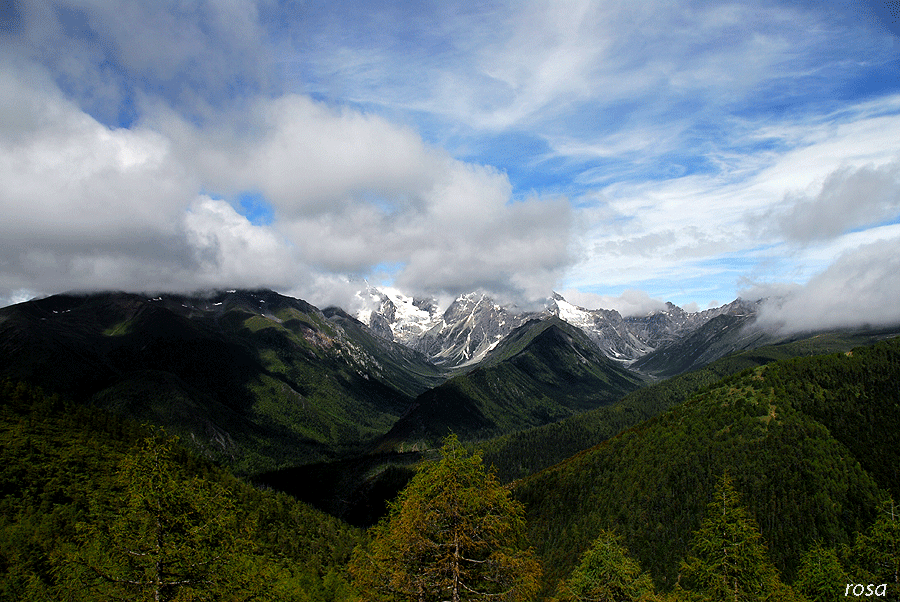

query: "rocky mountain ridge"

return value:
[356, 287, 760, 370]
[356, 288, 534, 367]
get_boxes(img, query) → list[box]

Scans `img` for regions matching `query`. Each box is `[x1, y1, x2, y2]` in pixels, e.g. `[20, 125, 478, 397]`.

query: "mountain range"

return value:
[0, 289, 443, 472]
[3, 286, 900, 598]
[356, 286, 762, 371]
[2, 287, 898, 479]
[0, 286, 888, 474]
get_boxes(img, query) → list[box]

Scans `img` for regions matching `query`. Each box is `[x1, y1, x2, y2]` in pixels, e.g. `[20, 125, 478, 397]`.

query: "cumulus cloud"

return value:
[155, 94, 574, 305]
[182, 197, 299, 289]
[163, 94, 442, 214]
[0, 56, 293, 298]
[0, 59, 202, 296]
[0, 62, 191, 240]
[0, 39, 573, 309]
[749, 236, 900, 333]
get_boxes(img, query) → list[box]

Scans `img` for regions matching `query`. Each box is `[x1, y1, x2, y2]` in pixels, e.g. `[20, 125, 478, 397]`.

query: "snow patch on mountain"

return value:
[354, 287, 538, 366]
[356, 286, 758, 369]
[355, 286, 445, 344]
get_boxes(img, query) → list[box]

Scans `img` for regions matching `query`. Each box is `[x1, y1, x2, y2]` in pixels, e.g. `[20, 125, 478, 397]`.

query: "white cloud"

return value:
[559, 288, 668, 317]
[0, 60, 192, 242]
[0, 59, 204, 298]
[164, 94, 442, 214]
[3, 0, 900, 323]
[0, 54, 572, 308]
[0, 57, 302, 299]
[152, 93, 574, 304]
[751, 236, 900, 333]
[566, 97, 900, 305]
[764, 160, 900, 243]
[182, 197, 299, 289]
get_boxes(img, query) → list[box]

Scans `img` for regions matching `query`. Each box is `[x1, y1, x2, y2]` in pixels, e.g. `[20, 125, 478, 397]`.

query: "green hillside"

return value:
[376, 317, 643, 449]
[0, 291, 441, 473]
[480, 328, 900, 483]
[3, 331, 898, 599]
[513, 335, 900, 593]
[0, 380, 362, 601]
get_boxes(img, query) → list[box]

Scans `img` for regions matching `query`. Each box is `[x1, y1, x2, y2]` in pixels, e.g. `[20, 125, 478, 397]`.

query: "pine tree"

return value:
[793, 542, 847, 602]
[677, 473, 793, 602]
[848, 496, 899, 593]
[554, 529, 656, 602]
[349, 434, 541, 602]
[68, 432, 268, 601]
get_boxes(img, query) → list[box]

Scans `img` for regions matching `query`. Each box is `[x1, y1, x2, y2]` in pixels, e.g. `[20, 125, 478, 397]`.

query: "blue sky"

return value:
[2, 0, 900, 329]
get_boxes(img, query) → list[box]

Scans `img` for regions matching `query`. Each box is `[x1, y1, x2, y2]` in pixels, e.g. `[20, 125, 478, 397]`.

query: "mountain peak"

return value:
[355, 286, 760, 371]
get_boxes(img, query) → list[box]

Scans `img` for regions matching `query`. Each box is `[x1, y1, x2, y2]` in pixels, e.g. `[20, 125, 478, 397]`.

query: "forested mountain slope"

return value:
[480, 328, 900, 483]
[513, 335, 900, 592]
[0, 380, 362, 601]
[375, 317, 643, 449]
[0, 290, 442, 472]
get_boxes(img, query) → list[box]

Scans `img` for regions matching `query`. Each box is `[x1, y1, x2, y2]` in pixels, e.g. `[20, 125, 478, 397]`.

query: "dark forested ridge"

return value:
[0, 290, 443, 473]
[375, 317, 643, 450]
[513, 335, 900, 594]
[480, 328, 900, 483]
[254, 451, 424, 528]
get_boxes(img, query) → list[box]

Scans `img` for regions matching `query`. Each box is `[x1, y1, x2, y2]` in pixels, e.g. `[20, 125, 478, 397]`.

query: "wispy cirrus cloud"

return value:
[564, 91, 900, 308]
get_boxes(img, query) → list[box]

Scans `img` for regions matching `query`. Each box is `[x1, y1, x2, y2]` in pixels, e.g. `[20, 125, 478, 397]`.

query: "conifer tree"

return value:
[554, 529, 656, 602]
[349, 434, 541, 602]
[677, 473, 794, 602]
[793, 542, 847, 602]
[848, 496, 899, 592]
[69, 431, 268, 601]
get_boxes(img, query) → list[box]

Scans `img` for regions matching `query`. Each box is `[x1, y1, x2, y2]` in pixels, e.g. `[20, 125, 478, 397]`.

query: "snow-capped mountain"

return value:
[356, 288, 537, 366]
[548, 293, 759, 362]
[356, 287, 759, 370]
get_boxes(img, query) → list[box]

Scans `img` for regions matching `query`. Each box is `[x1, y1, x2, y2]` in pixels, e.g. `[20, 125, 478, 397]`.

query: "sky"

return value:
[2, 0, 900, 331]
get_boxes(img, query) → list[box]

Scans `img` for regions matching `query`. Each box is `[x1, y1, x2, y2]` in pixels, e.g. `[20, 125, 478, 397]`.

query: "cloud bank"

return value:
[559, 288, 669, 317]
[0, 49, 571, 308]
[749, 236, 900, 333]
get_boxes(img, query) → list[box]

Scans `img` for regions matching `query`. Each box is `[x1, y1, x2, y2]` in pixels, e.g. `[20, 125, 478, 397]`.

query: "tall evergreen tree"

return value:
[848, 497, 899, 594]
[677, 473, 796, 602]
[67, 432, 268, 601]
[793, 543, 847, 602]
[554, 529, 656, 602]
[349, 434, 541, 602]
